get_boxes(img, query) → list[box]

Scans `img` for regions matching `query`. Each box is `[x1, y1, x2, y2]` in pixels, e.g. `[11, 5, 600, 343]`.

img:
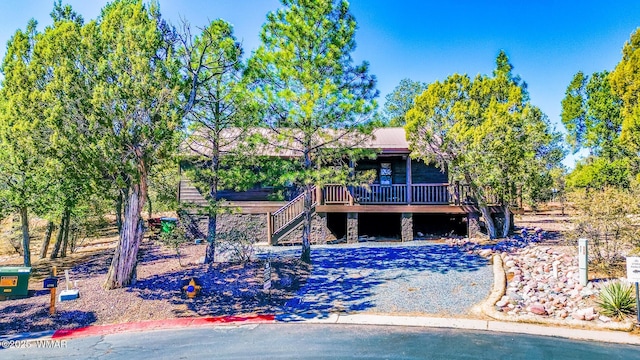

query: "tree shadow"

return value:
[263, 244, 490, 320]
[39, 240, 177, 282]
[0, 302, 96, 340]
[132, 243, 491, 321]
[131, 259, 310, 318]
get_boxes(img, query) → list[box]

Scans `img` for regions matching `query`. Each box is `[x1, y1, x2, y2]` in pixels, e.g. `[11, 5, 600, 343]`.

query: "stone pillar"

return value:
[312, 212, 328, 245]
[347, 212, 358, 243]
[467, 212, 481, 239]
[401, 213, 413, 242]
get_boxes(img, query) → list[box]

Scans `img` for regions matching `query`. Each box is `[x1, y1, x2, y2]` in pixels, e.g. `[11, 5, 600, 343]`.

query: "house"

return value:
[178, 127, 507, 244]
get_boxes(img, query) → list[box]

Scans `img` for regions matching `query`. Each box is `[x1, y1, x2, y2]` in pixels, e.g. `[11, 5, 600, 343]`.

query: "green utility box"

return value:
[0, 267, 31, 299]
[160, 217, 178, 234]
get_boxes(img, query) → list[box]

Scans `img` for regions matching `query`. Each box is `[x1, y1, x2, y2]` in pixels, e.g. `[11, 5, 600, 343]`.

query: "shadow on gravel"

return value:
[63, 242, 178, 281]
[131, 244, 489, 321]
[131, 259, 310, 318]
[265, 244, 490, 321]
[0, 302, 96, 340]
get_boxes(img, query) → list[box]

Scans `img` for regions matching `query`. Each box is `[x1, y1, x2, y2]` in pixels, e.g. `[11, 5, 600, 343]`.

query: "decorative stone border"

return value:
[480, 254, 635, 332]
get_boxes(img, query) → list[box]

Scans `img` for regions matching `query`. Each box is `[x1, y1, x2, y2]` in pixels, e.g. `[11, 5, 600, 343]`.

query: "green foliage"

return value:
[147, 158, 180, 213]
[561, 71, 624, 160]
[178, 18, 258, 222]
[216, 220, 260, 263]
[248, 0, 378, 261]
[85, 0, 184, 288]
[596, 281, 636, 320]
[382, 78, 427, 126]
[566, 157, 630, 189]
[158, 220, 190, 267]
[406, 51, 563, 237]
[568, 187, 640, 271]
[86, 0, 182, 185]
[0, 18, 53, 266]
[561, 71, 587, 151]
[611, 27, 640, 153]
[247, 0, 378, 167]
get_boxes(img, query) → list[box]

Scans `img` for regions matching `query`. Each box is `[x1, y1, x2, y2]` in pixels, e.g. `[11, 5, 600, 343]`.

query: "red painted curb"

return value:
[51, 314, 275, 339]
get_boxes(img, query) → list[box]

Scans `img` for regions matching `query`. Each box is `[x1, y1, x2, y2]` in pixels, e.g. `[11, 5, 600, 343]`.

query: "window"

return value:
[380, 162, 392, 186]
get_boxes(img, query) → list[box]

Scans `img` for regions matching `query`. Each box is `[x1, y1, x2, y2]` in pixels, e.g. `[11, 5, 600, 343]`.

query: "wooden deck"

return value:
[316, 204, 467, 213]
[179, 180, 505, 215]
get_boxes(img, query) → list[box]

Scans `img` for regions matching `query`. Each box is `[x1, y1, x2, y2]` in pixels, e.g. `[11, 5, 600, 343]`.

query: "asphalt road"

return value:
[2, 323, 640, 359]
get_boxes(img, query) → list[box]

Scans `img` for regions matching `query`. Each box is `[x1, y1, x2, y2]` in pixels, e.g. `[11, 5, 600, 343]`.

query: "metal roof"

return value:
[183, 127, 411, 158]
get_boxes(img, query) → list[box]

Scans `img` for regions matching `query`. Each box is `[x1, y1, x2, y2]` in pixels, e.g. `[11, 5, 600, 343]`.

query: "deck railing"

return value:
[320, 183, 502, 206]
[411, 183, 451, 204]
[323, 184, 352, 204]
[354, 184, 407, 204]
[270, 187, 317, 234]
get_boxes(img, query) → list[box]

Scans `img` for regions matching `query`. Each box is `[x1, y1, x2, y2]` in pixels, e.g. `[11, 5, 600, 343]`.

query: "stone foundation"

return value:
[276, 212, 336, 245]
[184, 213, 267, 243]
[347, 212, 358, 243]
[467, 212, 482, 239]
[401, 213, 413, 242]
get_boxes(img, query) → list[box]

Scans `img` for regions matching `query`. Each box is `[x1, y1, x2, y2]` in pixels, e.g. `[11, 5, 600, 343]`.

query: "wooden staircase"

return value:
[179, 179, 317, 245]
[267, 187, 318, 245]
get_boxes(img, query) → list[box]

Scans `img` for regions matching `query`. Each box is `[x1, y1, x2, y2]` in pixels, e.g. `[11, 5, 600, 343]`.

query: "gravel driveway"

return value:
[258, 241, 493, 320]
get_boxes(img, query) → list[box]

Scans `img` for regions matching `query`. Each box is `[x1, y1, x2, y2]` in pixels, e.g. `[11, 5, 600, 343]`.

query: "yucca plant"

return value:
[596, 281, 636, 320]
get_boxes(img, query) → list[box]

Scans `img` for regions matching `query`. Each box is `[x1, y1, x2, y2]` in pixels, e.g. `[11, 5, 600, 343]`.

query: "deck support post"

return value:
[314, 212, 328, 245]
[467, 212, 481, 239]
[406, 157, 412, 204]
[347, 212, 358, 243]
[401, 212, 413, 242]
[266, 212, 273, 245]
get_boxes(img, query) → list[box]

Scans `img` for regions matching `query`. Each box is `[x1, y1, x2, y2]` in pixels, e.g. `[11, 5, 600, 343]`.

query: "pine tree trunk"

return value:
[20, 207, 31, 267]
[39, 221, 55, 259]
[61, 209, 71, 257]
[104, 183, 146, 289]
[300, 184, 313, 264]
[50, 217, 65, 259]
[204, 214, 217, 263]
[501, 205, 512, 238]
[203, 150, 219, 264]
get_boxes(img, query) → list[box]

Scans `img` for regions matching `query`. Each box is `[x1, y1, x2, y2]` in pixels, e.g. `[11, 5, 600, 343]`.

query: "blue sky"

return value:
[2, 0, 640, 168]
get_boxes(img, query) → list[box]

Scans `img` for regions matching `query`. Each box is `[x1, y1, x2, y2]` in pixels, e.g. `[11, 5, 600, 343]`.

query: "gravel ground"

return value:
[258, 241, 493, 319]
[0, 239, 308, 335]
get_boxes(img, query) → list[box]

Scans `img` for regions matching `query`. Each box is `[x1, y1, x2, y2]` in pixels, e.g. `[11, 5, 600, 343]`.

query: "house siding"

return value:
[355, 157, 446, 184]
[411, 160, 447, 183]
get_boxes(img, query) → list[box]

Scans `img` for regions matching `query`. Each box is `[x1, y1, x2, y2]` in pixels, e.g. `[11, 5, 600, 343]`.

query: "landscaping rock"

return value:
[528, 303, 547, 315]
[464, 230, 609, 325]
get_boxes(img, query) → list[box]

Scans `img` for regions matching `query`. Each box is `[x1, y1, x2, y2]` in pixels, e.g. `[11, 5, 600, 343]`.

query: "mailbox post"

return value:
[43, 266, 58, 315]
